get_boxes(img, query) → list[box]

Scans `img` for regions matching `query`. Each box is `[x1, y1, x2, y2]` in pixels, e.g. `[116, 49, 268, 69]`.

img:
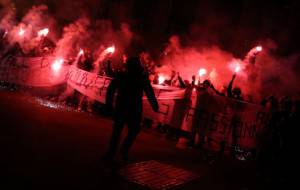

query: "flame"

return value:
[105, 46, 115, 54]
[78, 48, 84, 56]
[38, 28, 49, 37]
[18, 27, 25, 36]
[158, 75, 165, 85]
[235, 64, 241, 73]
[256, 46, 262, 52]
[51, 59, 64, 72]
[3, 31, 8, 38]
[198, 68, 207, 77]
[122, 54, 127, 63]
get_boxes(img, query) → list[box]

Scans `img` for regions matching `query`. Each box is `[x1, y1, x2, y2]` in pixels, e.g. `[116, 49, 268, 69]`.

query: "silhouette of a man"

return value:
[105, 57, 159, 161]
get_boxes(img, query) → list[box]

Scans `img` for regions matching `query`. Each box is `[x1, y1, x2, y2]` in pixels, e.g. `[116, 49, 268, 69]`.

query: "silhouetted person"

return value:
[37, 36, 56, 55]
[227, 74, 243, 100]
[177, 72, 186, 88]
[105, 60, 114, 77]
[76, 51, 94, 111]
[1, 42, 24, 60]
[105, 57, 159, 161]
[191, 75, 196, 87]
[152, 74, 159, 85]
[189, 80, 217, 148]
[257, 95, 280, 178]
[164, 70, 177, 86]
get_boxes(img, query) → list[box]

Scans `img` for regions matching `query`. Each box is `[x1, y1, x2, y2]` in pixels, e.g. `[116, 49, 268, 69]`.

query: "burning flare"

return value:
[51, 59, 64, 72]
[18, 27, 25, 36]
[256, 46, 262, 52]
[235, 64, 241, 73]
[158, 75, 165, 85]
[198, 68, 207, 77]
[105, 46, 115, 54]
[78, 48, 84, 56]
[38, 28, 49, 37]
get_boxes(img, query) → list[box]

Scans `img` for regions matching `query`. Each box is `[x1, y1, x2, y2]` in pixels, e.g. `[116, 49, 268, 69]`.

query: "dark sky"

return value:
[8, 0, 300, 56]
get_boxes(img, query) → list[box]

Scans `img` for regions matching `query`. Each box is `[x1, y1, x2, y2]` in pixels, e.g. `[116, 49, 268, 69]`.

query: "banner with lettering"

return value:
[181, 89, 269, 151]
[65, 66, 188, 125]
[0, 56, 67, 86]
[143, 86, 188, 128]
[66, 65, 112, 103]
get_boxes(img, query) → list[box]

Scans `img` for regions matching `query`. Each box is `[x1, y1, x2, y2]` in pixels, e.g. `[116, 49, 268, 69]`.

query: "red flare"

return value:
[38, 28, 49, 37]
[158, 75, 165, 85]
[235, 64, 241, 73]
[105, 46, 115, 54]
[198, 68, 207, 77]
[18, 27, 25, 36]
[78, 48, 84, 56]
[51, 59, 64, 72]
[256, 46, 262, 52]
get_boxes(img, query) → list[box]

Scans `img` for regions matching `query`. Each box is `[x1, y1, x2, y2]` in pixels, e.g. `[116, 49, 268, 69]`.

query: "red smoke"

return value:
[0, 2, 299, 102]
[157, 36, 300, 101]
[157, 35, 236, 90]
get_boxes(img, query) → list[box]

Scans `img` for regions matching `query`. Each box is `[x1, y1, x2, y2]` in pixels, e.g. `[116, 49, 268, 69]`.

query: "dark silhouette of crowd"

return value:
[142, 61, 298, 184]
[256, 95, 298, 183]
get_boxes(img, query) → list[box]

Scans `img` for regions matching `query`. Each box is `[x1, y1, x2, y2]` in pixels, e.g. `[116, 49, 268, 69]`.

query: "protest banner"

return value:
[0, 56, 67, 86]
[66, 65, 112, 103]
[181, 89, 269, 151]
[66, 66, 188, 126]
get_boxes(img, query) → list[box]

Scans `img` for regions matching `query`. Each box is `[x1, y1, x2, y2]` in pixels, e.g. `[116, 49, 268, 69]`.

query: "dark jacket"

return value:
[106, 72, 159, 121]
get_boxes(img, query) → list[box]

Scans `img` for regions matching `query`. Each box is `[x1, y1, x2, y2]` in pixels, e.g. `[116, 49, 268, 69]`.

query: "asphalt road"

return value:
[0, 89, 264, 190]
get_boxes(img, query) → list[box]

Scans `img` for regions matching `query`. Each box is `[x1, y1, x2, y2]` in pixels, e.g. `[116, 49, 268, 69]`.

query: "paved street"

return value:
[1, 90, 263, 190]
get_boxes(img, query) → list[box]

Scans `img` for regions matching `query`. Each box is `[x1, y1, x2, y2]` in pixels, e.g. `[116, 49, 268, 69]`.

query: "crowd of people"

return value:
[141, 57, 298, 184]
[58, 53, 299, 184]
[1, 27, 299, 183]
[256, 94, 298, 182]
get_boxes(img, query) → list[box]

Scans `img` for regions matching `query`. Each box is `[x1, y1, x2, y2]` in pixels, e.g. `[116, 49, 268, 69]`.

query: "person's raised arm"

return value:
[210, 83, 222, 96]
[227, 74, 236, 98]
[177, 72, 186, 88]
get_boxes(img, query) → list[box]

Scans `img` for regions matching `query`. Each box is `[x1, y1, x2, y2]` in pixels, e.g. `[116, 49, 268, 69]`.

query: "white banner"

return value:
[181, 90, 269, 150]
[66, 65, 112, 103]
[0, 56, 67, 86]
[66, 66, 187, 125]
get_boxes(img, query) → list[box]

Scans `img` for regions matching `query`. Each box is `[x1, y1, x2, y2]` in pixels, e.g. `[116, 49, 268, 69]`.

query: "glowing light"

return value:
[105, 46, 115, 54]
[256, 46, 262, 52]
[122, 54, 127, 63]
[235, 64, 241, 73]
[51, 59, 64, 72]
[198, 68, 207, 77]
[78, 48, 84, 56]
[37, 28, 49, 37]
[3, 31, 8, 37]
[158, 75, 165, 85]
[18, 27, 25, 36]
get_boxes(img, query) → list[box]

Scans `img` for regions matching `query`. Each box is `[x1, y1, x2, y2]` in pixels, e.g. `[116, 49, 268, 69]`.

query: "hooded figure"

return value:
[105, 57, 159, 161]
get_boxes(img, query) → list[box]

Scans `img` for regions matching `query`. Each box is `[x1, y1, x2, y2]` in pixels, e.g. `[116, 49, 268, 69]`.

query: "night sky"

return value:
[4, 0, 300, 57]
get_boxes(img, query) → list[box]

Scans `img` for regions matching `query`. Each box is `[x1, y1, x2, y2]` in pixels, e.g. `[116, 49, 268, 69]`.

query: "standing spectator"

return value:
[104, 57, 159, 161]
